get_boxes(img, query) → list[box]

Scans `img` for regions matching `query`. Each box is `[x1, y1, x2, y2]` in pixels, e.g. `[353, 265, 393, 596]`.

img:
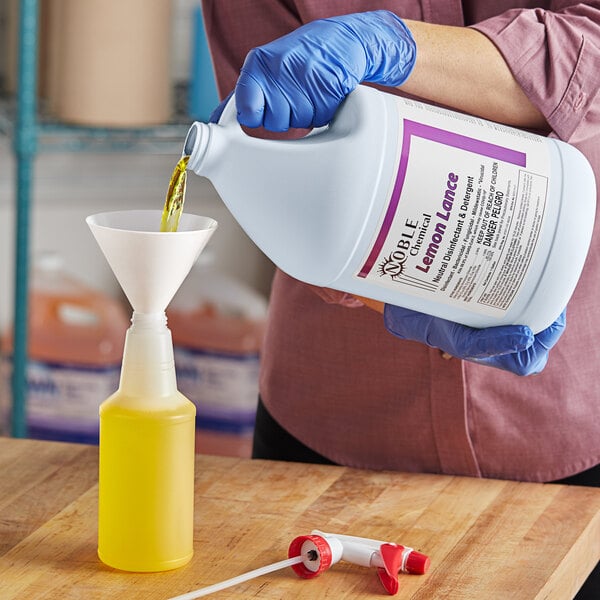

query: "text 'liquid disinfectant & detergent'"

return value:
[183, 85, 596, 333]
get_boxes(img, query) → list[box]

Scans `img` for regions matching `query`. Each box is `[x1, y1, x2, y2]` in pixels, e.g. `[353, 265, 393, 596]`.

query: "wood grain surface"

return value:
[1, 437, 599, 599]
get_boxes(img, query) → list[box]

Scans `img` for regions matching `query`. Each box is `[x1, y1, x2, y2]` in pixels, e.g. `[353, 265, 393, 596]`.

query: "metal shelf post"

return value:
[11, 0, 39, 438]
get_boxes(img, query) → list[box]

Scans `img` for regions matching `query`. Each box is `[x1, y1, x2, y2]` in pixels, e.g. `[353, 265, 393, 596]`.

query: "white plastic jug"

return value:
[184, 85, 596, 333]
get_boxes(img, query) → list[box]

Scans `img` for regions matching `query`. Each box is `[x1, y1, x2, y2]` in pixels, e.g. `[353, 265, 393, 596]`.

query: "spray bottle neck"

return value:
[131, 311, 168, 330]
[118, 311, 177, 397]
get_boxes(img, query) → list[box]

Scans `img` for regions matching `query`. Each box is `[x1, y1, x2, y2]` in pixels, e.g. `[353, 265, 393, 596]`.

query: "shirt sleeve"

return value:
[201, 0, 427, 96]
[471, 5, 600, 142]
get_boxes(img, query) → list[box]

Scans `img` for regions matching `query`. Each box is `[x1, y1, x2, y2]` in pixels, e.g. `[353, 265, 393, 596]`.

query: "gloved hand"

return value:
[383, 306, 567, 376]
[235, 10, 417, 131]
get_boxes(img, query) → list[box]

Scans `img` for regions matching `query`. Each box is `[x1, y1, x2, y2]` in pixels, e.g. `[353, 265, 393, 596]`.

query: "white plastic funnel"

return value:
[87, 210, 217, 314]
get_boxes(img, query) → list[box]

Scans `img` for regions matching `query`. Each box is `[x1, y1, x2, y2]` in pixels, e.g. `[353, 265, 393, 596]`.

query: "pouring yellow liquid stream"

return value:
[160, 156, 190, 232]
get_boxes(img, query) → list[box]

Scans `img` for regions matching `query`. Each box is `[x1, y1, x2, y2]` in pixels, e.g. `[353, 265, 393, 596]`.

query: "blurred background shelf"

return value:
[0, 85, 191, 154]
[0, 0, 272, 445]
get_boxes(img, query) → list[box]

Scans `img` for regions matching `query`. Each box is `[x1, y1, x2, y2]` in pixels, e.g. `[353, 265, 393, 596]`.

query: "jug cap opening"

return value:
[183, 124, 198, 157]
[183, 122, 211, 172]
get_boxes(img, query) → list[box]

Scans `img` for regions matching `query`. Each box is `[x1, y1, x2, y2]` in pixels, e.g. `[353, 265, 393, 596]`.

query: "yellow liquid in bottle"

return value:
[160, 156, 190, 232]
[98, 390, 195, 572]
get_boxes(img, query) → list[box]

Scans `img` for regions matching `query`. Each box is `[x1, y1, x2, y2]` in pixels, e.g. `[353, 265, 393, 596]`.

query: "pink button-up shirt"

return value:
[201, 0, 600, 481]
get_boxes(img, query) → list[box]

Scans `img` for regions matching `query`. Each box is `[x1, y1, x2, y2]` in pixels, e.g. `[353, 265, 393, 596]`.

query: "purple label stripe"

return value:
[358, 119, 527, 278]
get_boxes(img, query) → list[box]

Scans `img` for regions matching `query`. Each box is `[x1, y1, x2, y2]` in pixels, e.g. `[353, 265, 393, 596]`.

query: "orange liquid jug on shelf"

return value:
[1, 253, 129, 443]
[167, 254, 267, 457]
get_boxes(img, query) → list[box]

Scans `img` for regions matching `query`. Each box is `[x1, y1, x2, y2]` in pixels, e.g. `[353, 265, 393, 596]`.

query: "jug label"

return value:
[358, 99, 550, 316]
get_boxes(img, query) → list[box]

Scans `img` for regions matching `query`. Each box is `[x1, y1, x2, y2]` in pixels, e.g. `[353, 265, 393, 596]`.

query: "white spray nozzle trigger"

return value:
[312, 530, 430, 595]
[168, 531, 429, 599]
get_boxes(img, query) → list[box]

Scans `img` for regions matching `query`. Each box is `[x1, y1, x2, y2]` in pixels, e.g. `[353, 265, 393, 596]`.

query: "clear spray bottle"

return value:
[97, 311, 195, 571]
[87, 210, 217, 572]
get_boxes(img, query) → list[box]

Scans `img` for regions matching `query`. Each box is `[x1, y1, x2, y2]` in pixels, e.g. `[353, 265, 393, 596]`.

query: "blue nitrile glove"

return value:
[235, 10, 417, 131]
[383, 306, 567, 376]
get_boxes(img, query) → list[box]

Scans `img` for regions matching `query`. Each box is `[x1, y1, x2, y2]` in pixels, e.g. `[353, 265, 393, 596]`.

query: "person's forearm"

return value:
[401, 20, 549, 132]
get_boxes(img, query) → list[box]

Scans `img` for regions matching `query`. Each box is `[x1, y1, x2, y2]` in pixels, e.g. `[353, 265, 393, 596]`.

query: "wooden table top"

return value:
[1, 436, 599, 599]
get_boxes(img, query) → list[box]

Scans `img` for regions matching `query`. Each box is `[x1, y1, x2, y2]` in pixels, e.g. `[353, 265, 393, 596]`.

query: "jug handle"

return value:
[217, 92, 330, 138]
